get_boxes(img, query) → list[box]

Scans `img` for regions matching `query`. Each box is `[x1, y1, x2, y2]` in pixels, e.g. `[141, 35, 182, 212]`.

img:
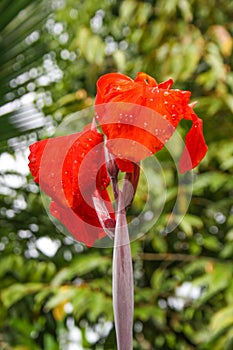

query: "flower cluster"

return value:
[28, 72, 208, 246]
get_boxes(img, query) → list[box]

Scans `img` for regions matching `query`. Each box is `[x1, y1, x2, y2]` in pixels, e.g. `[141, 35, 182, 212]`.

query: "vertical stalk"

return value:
[112, 190, 134, 350]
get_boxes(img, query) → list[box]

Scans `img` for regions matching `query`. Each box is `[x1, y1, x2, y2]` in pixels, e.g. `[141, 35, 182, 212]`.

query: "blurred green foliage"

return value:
[0, 0, 233, 349]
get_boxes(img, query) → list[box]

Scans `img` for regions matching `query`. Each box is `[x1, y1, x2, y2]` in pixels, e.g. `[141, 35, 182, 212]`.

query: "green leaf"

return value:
[193, 263, 232, 306]
[211, 305, 233, 333]
[44, 286, 77, 311]
[203, 236, 221, 251]
[179, 214, 203, 236]
[44, 334, 59, 350]
[1, 283, 44, 308]
[134, 305, 165, 325]
[51, 253, 110, 286]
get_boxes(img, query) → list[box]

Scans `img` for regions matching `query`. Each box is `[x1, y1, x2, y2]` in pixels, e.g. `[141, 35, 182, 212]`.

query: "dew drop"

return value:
[164, 91, 170, 96]
[149, 98, 153, 102]
[164, 101, 168, 104]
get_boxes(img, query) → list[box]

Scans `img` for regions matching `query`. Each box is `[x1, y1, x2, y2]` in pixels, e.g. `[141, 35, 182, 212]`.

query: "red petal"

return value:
[28, 139, 48, 183]
[95, 72, 207, 173]
[158, 78, 174, 89]
[95, 72, 193, 168]
[179, 112, 208, 173]
[96, 73, 143, 104]
[28, 128, 113, 246]
[134, 72, 157, 86]
[115, 158, 135, 172]
[50, 201, 105, 247]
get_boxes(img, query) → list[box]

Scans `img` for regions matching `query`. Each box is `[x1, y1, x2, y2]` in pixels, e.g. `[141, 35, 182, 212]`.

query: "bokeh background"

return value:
[0, 0, 233, 349]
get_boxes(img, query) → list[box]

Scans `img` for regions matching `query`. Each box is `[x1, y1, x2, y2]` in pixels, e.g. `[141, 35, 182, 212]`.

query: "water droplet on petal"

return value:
[164, 91, 170, 96]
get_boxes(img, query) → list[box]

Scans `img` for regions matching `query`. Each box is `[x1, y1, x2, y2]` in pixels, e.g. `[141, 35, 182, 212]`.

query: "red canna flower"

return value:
[95, 72, 208, 173]
[28, 72, 207, 246]
[28, 127, 114, 246]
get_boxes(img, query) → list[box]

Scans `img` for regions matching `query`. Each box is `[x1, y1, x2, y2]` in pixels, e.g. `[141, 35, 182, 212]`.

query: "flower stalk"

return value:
[112, 189, 134, 350]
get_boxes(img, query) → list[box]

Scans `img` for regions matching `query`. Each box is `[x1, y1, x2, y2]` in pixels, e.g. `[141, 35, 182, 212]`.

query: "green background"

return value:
[0, 0, 233, 349]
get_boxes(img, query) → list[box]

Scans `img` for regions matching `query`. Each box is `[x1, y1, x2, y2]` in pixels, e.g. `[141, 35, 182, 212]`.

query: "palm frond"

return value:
[0, 0, 52, 152]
